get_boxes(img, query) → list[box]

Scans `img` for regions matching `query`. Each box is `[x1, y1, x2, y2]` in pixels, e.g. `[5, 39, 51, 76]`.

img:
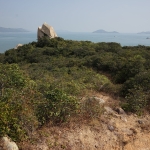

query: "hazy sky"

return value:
[0, 0, 150, 33]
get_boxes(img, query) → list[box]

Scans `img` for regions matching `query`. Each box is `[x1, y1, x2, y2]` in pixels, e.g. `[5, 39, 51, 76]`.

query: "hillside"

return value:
[0, 27, 29, 32]
[10, 91, 149, 150]
[0, 37, 150, 149]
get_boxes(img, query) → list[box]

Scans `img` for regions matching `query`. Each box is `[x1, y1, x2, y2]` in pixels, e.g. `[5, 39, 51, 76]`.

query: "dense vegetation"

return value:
[1, 36, 150, 141]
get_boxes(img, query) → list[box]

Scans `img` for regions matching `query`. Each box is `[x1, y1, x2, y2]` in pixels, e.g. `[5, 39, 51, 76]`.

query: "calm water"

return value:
[0, 32, 150, 53]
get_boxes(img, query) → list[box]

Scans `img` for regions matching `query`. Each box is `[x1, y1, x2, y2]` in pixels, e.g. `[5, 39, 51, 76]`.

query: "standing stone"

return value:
[37, 23, 57, 40]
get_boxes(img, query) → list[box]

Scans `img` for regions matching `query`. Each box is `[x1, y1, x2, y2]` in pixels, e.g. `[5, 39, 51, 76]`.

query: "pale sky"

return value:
[0, 0, 150, 33]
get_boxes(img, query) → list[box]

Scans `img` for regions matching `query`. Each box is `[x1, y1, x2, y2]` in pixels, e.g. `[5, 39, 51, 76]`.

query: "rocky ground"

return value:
[1, 92, 150, 150]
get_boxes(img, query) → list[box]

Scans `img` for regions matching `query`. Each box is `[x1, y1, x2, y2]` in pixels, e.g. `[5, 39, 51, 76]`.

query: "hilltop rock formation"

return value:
[37, 23, 57, 40]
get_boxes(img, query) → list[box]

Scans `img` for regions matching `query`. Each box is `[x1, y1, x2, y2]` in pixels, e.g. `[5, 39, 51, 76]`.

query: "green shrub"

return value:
[123, 87, 148, 114]
[0, 84, 42, 141]
[0, 89, 25, 140]
[93, 74, 115, 93]
[0, 54, 4, 63]
[81, 96, 104, 118]
[0, 64, 40, 141]
[36, 89, 79, 124]
[0, 63, 26, 91]
[121, 70, 150, 97]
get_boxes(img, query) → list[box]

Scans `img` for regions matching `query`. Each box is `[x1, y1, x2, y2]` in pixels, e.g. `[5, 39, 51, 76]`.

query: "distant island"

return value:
[137, 31, 150, 34]
[93, 29, 119, 33]
[0, 27, 29, 32]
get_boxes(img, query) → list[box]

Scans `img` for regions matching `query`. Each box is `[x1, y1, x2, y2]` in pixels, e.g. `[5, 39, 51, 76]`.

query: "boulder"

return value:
[107, 124, 115, 132]
[1, 136, 19, 150]
[85, 96, 105, 105]
[14, 44, 23, 49]
[37, 23, 57, 40]
[114, 107, 126, 115]
[104, 106, 116, 115]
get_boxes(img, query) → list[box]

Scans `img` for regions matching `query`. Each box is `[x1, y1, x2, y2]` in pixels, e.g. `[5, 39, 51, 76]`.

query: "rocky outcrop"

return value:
[37, 23, 57, 40]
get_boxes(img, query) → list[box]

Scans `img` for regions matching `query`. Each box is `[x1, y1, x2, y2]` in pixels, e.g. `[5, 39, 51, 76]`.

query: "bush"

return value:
[0, 63, 26, 91]
[123, 87, 148, 114]
[36, 89, 79, 124]
[121, 70, 150, 97]
[93, 74, 115, 93]
[0, 54, 4, 63]
[0, 89, 25, 140]
[0, 64, 41, 141]
[0, 86, 42, 141]
[81, 96, 104, 118]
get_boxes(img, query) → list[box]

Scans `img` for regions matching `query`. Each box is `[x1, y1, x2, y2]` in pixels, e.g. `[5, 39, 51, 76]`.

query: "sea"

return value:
[0, 32, 150, 53]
